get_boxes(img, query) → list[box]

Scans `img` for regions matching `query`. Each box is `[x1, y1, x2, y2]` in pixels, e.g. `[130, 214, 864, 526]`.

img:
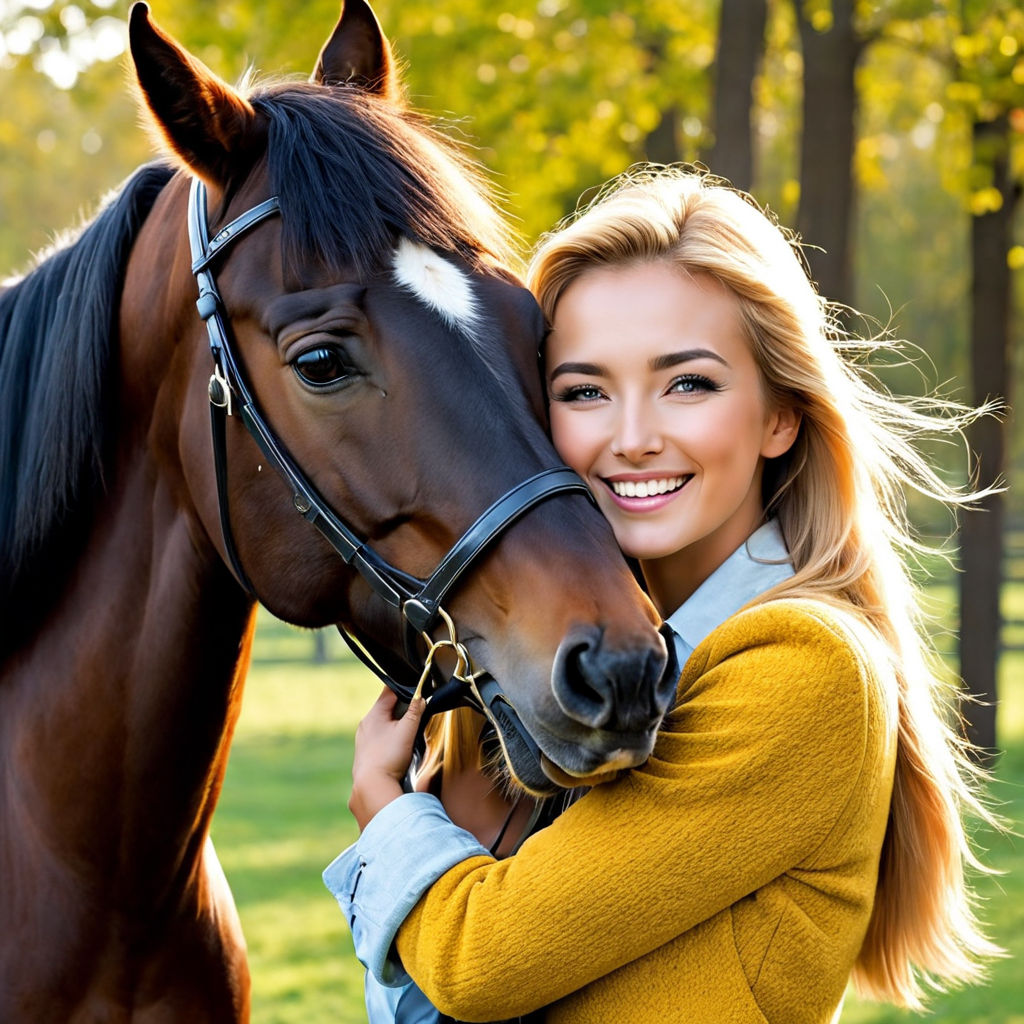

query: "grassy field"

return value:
[214, 613, 1023, 1023]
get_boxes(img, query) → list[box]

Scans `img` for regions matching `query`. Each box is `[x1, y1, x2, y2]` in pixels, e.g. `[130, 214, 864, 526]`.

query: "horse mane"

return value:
[250, 83, 521, 279]
[0, 161, 174, 631]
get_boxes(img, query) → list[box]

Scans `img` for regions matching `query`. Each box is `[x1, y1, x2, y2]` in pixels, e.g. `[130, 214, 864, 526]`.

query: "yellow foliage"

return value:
[946, 80, 983, 105]
[811, 9, 834, 33]
[953, 34, 982, 62]
[855, 136, 889, 191]
[969, 187, 1005, 215]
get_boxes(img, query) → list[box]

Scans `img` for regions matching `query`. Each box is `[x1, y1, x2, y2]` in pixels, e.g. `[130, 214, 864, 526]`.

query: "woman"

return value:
[324, 166, 1000, 1023]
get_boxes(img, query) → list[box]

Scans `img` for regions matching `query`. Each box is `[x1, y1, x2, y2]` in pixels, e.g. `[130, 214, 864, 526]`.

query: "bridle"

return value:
[186, 177, 595, 792]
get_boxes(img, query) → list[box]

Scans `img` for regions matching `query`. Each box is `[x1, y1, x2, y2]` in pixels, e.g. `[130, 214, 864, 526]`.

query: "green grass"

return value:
[214, 616, 1024, 1023]
[213, 651, 371, 1024]
[841, 656, 1024, 1024]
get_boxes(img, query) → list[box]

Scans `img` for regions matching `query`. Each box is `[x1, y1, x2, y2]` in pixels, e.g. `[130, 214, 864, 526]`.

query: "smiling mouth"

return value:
[606, 475, 690, 499]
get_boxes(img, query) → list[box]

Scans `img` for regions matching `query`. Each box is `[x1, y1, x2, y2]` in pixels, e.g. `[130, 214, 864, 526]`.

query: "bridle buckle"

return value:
[412, 606, 477, 701]
[208, 365, 233, 415]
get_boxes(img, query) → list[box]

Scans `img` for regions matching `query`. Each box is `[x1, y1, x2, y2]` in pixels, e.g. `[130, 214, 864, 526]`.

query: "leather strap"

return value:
[210, 397, 256, 593]
[186, 175, 601, 797]
[189, 177, 595, 638]
[191, 196, 281, 274]
[402, 467, 593, 635]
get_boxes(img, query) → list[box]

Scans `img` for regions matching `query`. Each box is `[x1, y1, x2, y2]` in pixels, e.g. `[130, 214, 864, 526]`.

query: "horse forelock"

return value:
[250, 84, 521, 282]
[249, 83, 531, 395]
[0, 161, 174, 621]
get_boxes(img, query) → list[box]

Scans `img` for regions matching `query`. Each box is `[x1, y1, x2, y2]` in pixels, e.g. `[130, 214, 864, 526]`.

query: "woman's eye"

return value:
[669, 374, 718, 395]
[292, 346, 355, 388]
[553, 383, 604, 403]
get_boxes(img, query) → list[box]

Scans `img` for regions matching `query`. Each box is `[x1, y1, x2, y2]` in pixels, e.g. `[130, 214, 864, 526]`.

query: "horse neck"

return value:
[1, 427, 255, 898]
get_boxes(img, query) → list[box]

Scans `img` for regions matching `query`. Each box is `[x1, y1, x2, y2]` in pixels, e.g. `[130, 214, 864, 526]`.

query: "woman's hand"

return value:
[348, 687, 426, 831]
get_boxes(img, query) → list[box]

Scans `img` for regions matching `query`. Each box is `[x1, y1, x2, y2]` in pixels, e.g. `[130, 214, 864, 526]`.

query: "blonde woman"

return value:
[325, 166, 1000, 1023]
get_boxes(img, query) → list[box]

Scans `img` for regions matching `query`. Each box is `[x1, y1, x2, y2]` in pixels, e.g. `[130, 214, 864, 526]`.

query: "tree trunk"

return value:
[704, 0, 767, 191]
[795, 0, 860, 307]
[641, 29, 681, 166]
[958, 116, 1019, 759]
[645, 103, 681, 165]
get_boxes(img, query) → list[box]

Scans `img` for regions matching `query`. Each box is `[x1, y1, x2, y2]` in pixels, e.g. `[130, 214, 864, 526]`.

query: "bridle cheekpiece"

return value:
[186, 176, 595, 794]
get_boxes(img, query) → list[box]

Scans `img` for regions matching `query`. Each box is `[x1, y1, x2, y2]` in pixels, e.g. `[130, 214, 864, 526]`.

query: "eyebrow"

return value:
[652, 348, 730, 371]
[548, 360, 604, 380]
[549, 347, 730, 381]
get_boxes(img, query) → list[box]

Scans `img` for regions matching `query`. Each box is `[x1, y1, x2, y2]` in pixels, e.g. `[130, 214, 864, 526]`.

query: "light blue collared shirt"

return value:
[324, 521, 793, 1022]
[663, 519, 794, 668]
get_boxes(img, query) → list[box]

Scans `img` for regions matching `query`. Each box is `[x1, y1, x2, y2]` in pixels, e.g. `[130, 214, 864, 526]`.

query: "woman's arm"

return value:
[392, 603, 883, 1020]
[325, 690, 530, 988]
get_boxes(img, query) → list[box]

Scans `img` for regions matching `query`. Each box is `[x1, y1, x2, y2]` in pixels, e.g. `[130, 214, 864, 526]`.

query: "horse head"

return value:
[125, 0, 677, 791]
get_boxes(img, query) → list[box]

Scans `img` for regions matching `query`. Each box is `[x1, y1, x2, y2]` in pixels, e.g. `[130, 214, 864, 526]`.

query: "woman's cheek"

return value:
[550, 412, 591, 471]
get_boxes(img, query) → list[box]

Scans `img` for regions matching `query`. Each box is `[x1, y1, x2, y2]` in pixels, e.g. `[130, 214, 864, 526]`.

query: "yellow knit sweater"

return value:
[396, 599, 899, 1023]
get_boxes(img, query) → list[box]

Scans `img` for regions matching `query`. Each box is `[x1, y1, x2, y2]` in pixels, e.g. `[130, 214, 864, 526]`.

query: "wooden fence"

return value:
[1003, 521, 1024, 652]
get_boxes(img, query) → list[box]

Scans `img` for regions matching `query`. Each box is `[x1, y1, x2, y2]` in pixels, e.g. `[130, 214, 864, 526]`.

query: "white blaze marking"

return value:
[392, 237, 480, 334]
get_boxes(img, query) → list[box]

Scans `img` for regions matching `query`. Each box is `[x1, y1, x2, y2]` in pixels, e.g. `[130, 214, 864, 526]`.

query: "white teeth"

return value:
[610, 476, 686, 498]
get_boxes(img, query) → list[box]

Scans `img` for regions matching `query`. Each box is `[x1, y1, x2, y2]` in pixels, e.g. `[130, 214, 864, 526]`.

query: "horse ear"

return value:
[312, 0, 402, 103]
[128, 2, 262, 186]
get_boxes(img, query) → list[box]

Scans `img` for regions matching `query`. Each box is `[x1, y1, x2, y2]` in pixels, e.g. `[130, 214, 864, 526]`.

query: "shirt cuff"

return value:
[323, 792, 491, 986]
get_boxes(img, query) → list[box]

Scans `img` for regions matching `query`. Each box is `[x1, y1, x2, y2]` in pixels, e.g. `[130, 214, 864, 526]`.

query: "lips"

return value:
[603, 474, 691, 510]
[607, 475, 688, 499]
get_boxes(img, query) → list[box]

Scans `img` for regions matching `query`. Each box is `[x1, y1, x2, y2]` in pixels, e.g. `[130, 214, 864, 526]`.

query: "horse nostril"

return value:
[552, 626, 670, 732]
[552, 634, 615, 728]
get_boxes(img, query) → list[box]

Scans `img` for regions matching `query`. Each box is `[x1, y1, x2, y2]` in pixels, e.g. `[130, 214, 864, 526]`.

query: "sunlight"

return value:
[0, 1, 126, 88]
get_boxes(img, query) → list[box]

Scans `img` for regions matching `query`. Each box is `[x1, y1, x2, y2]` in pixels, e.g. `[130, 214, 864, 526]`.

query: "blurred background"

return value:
[1, 1, 1020, 1020]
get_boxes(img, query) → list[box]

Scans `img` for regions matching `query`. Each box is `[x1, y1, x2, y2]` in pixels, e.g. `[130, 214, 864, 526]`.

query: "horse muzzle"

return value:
[493, 621, 681, 794]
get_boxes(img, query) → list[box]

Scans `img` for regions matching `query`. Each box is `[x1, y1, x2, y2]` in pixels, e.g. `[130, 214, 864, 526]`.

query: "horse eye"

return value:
[292, 346, 354, 388]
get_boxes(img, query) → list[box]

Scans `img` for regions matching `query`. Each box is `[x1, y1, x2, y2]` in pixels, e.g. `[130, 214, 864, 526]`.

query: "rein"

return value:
[186, 177, 593, 793]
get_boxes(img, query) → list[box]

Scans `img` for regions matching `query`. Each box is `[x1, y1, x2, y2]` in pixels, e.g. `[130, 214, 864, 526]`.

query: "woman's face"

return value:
[545, 260, 797, 606]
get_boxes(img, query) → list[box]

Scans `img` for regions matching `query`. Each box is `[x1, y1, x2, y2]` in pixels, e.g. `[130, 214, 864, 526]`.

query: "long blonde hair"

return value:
[528, 165, 1001, 1008]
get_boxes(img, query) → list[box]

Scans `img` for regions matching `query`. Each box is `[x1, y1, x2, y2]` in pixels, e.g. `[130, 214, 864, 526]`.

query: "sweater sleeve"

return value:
[395, 602, 879, 1021]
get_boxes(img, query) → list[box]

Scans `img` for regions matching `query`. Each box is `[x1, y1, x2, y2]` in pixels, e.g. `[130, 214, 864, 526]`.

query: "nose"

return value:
[551, 625, 678, 735]
[609, 398, 663, 461]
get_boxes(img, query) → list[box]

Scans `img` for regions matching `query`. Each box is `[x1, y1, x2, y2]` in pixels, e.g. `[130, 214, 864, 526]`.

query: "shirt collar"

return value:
[664, 519, 794, 663]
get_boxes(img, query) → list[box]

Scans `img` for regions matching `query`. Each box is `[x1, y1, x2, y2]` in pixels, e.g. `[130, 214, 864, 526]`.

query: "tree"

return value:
[960, 116, 1019, 757]
[794, 0, 863, 306]
[0, 1, 719, 257]
[951, 2, 1024, 757]
[705, 0, 768, 191]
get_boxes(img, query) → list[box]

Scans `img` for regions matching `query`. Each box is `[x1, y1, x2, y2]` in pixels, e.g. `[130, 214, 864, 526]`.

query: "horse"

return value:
[0, 2, 677, 1019]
